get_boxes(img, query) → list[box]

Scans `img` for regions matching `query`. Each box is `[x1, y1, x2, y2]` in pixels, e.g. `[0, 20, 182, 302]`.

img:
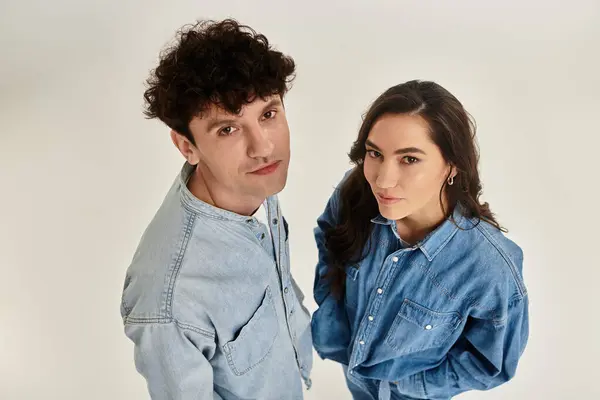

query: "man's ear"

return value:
[171, 130, 200, 165]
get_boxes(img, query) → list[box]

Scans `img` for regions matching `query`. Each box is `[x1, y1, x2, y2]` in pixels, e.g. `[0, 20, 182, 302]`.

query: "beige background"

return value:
[1, 0, 599, 399]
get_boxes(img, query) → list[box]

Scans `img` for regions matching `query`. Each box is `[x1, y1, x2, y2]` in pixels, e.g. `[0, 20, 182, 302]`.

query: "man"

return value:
[120, 19, 313, 399]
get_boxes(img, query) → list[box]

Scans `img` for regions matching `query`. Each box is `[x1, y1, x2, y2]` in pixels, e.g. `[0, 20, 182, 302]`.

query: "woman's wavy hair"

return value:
[324, 80, 503, 299]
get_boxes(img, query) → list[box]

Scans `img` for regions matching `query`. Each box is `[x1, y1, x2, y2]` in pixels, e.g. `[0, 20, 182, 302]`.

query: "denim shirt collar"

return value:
[179, 162, 276, 222]
[370, 206, 467, 262]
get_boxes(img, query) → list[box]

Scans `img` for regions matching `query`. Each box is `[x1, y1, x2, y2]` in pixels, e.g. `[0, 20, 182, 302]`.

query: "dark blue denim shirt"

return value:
[311, 173, 529, 400]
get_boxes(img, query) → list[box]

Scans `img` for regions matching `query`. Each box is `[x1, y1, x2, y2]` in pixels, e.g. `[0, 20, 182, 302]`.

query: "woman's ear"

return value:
[449, 165, 457, 180]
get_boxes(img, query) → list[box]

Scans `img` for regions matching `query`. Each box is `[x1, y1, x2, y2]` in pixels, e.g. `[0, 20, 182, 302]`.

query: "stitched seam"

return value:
[231, 289, 273, 346]
[508, 293, 525, 307]
[476, 223, 526, 297]
[417, 262, 503, 314]
[223, 288, 279, 376]
[224, 349, 242, 375]
[123, 316, 173, 324]
[122, 317, 216, 340]
[418, 263, 459, 300]
[180, 192, 245, 222]
[420, 371, 428, 398]
[385, 301, 461, 354]
[181, 201, 229, 221]
[417, 263, 493, 311]
[226, 341, 277, 376]
[428, 226, 460, 260]
[165, 211, 197, 318]
[175, 321, 215, 339]
[403, 300, 462, 322]
[385, 315, 455, 354]
[121, 297, 132, 317]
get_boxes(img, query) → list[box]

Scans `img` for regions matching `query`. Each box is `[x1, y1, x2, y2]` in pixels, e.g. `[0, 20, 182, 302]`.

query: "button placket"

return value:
[353, 252, 402, 372]
[269, 200, 303, 374]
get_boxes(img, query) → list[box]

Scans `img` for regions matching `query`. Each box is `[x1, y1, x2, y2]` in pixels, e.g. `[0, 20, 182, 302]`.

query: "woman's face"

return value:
[363, 113, 452, 221]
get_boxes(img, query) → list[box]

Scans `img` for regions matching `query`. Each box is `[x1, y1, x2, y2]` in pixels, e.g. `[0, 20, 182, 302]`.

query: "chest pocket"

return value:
[222, 286, 280, 375]
[385, 299, 462, 356]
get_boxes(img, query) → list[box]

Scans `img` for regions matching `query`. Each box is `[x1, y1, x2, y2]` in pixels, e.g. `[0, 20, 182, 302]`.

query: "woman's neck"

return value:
[396, 199, 451, 245]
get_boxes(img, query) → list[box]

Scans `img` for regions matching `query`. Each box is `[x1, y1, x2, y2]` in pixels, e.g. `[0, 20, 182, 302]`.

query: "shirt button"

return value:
[368, 315, 374, 321]
[260, 233, 265, 239]
[392, 256, 399, 262]
[272, 218, 278, 225]
[425, 324, 433, 330]
[284, 287, 289, 294]
[290, 309, 294, 315]
[359, 340, 365, 345]
[377, 288, 383, 294]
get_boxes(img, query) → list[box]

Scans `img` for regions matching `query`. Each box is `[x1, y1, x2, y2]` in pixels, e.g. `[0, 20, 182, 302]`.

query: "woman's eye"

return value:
[367, 150, 381, 158]
[402, 156, 419, 164]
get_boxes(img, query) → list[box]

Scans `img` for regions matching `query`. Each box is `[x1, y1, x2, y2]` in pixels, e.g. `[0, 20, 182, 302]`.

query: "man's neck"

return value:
[187, 165, 264, 216]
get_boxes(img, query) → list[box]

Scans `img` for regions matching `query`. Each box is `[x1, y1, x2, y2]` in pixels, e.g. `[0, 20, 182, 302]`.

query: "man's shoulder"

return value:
[120, 204, 263, 325]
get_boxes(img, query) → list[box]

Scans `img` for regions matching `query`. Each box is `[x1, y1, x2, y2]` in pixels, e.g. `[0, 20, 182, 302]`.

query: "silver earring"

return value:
[447, 176, 454, 186]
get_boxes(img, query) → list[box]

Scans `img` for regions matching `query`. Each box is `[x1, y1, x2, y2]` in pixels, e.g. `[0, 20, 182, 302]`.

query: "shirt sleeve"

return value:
[396, 295, 530, 399]
[124, 320, 224, 400]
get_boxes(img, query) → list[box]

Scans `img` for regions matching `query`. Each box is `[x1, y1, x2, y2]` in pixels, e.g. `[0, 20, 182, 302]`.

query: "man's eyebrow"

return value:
[205, 116, 237, 133]
[261, 98, 283, 112]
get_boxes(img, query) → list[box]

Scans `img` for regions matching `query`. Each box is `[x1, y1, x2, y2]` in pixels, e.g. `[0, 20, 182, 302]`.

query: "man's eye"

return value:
[219, 126, 235, 136]
[367, 150, 381, 158]
[263, 110, 277, 119]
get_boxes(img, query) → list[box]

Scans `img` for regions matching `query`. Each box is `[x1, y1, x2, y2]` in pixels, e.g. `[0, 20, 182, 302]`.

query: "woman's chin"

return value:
[378, 204, 409, 221]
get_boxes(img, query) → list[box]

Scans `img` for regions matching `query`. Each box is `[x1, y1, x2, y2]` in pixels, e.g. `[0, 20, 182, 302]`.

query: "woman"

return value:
[311, 80, 529, 400]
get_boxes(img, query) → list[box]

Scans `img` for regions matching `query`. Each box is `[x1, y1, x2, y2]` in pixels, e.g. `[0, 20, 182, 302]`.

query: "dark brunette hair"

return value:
[325, 80, 503, 298]
[143, 19, 295, 144]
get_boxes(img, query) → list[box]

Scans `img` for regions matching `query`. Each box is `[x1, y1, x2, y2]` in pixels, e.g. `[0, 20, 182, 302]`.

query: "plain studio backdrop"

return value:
[1, 0, 599, 399]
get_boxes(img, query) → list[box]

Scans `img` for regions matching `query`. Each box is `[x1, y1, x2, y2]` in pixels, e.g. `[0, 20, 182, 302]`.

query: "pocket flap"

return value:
[399, 299, 461, 331]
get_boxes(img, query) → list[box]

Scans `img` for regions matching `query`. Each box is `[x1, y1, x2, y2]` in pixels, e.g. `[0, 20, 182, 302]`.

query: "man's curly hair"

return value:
[143, 19, 296, 144]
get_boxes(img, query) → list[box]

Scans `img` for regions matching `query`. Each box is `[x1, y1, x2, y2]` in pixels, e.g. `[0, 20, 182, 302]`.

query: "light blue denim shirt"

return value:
[311, 173, 529, 400]
[120, 163, 313, 400]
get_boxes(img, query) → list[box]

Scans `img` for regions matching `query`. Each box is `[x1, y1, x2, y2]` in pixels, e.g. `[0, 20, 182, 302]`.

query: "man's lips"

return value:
[250, 161, 281, 175]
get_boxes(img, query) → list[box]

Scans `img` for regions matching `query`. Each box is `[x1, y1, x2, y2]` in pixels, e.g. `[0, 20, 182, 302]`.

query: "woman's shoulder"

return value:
[458, 217, 527, 301]
[471, 219, 523, 271]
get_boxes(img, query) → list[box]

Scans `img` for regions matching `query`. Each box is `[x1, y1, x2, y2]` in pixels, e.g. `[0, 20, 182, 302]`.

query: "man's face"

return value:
[185, 95, 290, 205]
